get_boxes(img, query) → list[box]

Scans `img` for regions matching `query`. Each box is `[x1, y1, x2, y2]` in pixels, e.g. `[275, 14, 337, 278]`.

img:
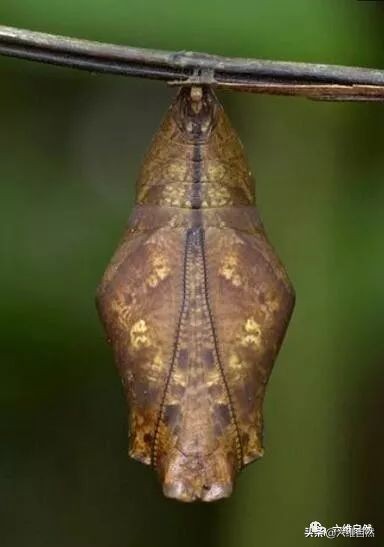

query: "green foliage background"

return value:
[0, 1, 383, 546]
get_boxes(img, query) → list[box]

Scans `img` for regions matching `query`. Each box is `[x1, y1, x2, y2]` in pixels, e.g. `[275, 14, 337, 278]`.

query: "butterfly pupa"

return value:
[96, 86, 295, 502]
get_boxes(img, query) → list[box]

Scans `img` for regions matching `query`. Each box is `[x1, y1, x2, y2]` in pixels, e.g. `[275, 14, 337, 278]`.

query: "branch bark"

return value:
[1, 25, 384, 101]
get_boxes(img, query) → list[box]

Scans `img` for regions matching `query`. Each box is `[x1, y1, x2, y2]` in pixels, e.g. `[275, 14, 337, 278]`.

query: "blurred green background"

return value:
[1, 1, 383, 546]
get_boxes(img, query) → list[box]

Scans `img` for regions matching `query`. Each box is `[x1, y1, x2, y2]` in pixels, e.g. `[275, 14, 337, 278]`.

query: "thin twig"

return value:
[1, 25, 384, 101]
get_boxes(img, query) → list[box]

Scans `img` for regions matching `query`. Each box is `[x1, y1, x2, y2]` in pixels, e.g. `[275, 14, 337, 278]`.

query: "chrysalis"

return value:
[96, 86, 295, 502]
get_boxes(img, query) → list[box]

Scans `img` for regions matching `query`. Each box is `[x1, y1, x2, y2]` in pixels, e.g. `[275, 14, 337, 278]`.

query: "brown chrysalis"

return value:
[96, 86, 295, 502]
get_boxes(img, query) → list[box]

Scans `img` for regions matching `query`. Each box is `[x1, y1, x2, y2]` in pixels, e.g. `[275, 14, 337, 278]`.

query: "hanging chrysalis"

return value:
[96, 86, 295, 502]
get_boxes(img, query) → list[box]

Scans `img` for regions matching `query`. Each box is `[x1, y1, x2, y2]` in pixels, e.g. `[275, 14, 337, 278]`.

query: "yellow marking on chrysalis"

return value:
[165, 184, 185, 200]
[153, 255, 170, 279]
[232, 274, 241, 286]
[111, 294, 131, 330]
[219, 254, 243, 286]
[229, 353, 243, 369]
[220, 255, 236, 276]
[168, 163, 187, 180]
[153, 354, 164, 369]
[245, 317, 260, 333]
[228, 352, 246, 382]
[147, 255, 170, 288]
[203, 368, 222, 387]
[241, 317, 262, 347]
[147, 274, 159, 288]
[130, 319, 151, 349]
[207, 163, 226, 181]
[241, 334, 261, 347]
[260, 293, 280, 318]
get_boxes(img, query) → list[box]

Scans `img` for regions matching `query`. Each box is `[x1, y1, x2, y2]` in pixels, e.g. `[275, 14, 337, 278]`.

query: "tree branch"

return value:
[1, 25, 384, 101]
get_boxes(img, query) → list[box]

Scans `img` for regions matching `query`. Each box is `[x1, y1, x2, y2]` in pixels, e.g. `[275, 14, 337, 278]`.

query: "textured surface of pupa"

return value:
[96, 86, 295, 502]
